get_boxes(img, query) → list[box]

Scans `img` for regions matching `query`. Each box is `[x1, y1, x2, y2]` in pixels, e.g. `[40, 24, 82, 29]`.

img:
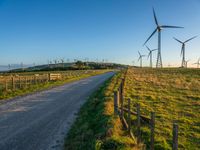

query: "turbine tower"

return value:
[146, 46, 157, 68]
[132, 61, 135, 66]
[185, 59, 190, 68]
[138, 51, 145, 68]
[61, 58, 65, 68]
[144, 8, 183, 68]
[8, 64, 11, 70]
[173, 36, 197, 68]
[193, 58, 200, 68]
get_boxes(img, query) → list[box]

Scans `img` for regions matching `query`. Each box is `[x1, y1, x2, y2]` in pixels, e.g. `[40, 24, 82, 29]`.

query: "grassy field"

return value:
[0, 70, 110, 100]
[64, 71, 137, 150]
[123, 68, 200, 149]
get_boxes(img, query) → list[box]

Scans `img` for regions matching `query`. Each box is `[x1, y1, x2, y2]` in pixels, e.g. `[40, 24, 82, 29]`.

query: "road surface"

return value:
[0, 72, 114, 150]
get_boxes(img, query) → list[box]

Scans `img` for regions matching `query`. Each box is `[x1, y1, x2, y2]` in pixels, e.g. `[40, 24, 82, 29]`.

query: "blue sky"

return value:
[0, 0, 200, 67]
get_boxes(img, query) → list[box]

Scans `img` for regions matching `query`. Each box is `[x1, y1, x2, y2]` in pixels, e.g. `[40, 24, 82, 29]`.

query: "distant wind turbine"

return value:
[168, 64, 172, 68]
[21, 62, 24, 71]
[173, 36, 197, 68]
[8, 64, 11, 70]
[144, 8, 183, 68]
[54, 59, 58, 68]
[47, 60, 50, 66]
[138, 51, 145, 68]
[132, 61, 135, 66]
[193, 58, 200, 68]
[185, 59, 190, 68]
[146, 46, 157, 68]
[60, 58, 65, 68]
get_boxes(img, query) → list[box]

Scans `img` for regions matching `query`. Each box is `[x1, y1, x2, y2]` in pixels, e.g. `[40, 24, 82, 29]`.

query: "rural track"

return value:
[0, 72, 115, 150]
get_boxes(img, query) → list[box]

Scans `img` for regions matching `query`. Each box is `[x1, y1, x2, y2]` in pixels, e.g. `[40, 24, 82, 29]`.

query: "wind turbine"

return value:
[173, 36, 197, 68]
[21, 62, 24, 71]
[168, 64, 172, 68]
[193, 58, 200, 68]
[146, 46, 157, 68]
[60, 58, 65, 68]
[132, 61, 135, 67]
[144, 8, 183, 68]
[8, 64, 11, 70]
[54, 59, 58, 68]
[138, 51, 145, 68]
[185, 59, 190, 68]
[33, 63, 36, 69]
[47, 60, 50, 67]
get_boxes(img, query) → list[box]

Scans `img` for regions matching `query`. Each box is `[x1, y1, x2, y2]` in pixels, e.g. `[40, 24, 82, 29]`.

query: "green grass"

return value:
[0, 70, 109, 100]
[123, 68, 200, 150]
[64, 71, 136, 150]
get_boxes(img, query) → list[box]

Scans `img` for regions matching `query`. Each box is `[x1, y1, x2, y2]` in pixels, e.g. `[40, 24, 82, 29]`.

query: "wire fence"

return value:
[113, 78, 179, 150]
[0, 70, 102, 93]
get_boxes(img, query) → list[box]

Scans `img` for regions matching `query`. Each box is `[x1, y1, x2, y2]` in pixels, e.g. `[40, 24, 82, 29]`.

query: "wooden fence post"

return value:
[119, 79, 123, 101]
[150, 112, 155, 150]
[5, 80, 8, 91]
[114, 91, 119, 115]
[118, 87, 121, 104]
[128, 98, 131, 133]
[19, 77, 22, 89]
[137, 103, 141, 145]
[25, 77, 27, 88]
[119, 83, 121, 102]
[46, 74, 49, 83]
[121, 90, 124, 117]
[172, 123, 178, 150]
[120, 79, 124, 117]
[34, 75, 37, 84]
[12, 77, 15, 90]
[27, 77, 30, 87]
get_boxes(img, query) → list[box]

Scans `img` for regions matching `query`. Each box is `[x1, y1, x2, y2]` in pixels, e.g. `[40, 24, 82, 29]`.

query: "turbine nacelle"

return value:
[173, 36, 198, 57]
[138, 51, 145, 61]
[193, 58, 200, 65]
[146, 46, 157, 59]
[174, 36, 198, 44]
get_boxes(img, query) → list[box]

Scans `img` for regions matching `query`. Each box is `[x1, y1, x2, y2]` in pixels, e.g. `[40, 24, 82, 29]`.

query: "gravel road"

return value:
[0, 72, 114, 150]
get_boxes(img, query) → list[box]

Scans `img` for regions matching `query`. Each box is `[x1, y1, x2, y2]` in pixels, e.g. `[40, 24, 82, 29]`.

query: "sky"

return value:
[0, 0, 200, 68]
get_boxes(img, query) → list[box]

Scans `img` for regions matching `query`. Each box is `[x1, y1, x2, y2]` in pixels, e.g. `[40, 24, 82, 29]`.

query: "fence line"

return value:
[113, 78, 179, 150]
[0, 70, 102, 93]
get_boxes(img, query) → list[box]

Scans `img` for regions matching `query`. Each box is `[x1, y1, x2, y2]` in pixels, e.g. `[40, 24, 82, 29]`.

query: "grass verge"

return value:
[64, 71, 137, 150]
[124, 68, 200, 149]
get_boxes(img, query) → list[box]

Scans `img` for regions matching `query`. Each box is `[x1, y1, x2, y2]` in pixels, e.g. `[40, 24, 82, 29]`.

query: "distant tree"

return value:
[75, 61, 85, 69]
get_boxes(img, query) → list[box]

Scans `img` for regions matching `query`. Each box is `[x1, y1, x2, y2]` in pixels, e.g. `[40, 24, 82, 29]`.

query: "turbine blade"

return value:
[180, 45, 184, 56]
[143, 28, 157, 45]
[138, 51, 141, 56]
[173, 37, 183, 44]
[184, 36, 198, 43]
[152, 49, 157, 51]
[153, 8, 159, 26]
[138, 56, 141, 62]
[161, 25, 184, 29]
[147, 53, 151, 59]
[145, 46, 151, 51]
